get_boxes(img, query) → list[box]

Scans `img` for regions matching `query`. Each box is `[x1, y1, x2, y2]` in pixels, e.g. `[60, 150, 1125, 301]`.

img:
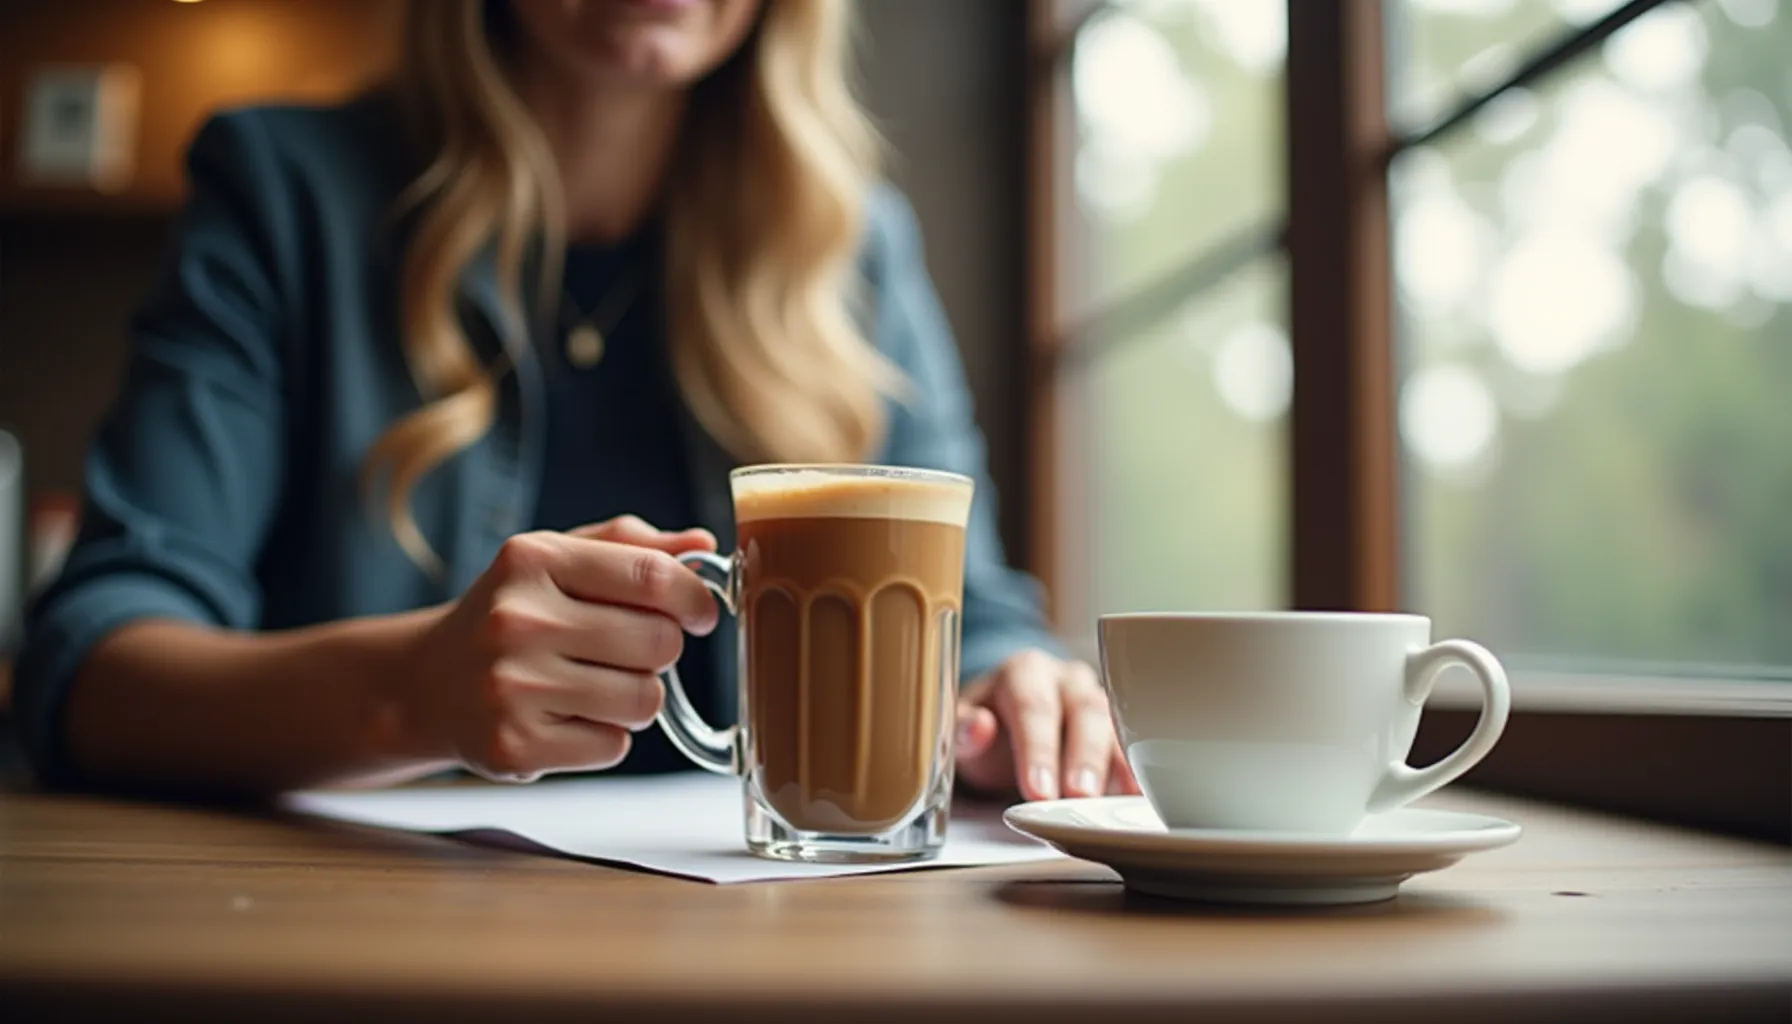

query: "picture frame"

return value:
[17, 64, 142, 191]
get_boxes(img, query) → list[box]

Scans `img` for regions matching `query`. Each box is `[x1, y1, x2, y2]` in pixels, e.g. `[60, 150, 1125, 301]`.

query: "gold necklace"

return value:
[560, 265, 643, 369]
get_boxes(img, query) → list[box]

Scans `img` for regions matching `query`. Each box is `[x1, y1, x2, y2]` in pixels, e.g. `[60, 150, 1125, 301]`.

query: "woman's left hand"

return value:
[954, 649, 1140, 801]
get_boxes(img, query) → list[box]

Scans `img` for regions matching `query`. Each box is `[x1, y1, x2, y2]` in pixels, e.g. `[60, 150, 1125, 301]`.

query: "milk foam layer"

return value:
[733, 469, 972, 525]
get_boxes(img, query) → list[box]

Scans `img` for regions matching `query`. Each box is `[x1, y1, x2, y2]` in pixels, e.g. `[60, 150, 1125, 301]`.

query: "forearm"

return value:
[64, 611, 457, 797]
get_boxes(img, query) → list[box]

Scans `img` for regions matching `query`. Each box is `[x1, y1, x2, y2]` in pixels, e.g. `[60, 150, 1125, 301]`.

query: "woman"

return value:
[14, 0, 1134, 803]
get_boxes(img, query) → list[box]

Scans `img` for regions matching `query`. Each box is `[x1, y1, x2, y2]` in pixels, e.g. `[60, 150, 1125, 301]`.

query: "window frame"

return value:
[1023, 0, 1790, 844]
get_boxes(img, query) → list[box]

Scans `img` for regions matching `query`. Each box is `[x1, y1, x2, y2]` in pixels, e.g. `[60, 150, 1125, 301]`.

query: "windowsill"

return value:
[1430, 671, 1792, 718]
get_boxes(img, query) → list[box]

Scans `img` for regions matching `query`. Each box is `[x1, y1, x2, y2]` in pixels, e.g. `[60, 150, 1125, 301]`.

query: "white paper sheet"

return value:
[286, 772, 1062, 883]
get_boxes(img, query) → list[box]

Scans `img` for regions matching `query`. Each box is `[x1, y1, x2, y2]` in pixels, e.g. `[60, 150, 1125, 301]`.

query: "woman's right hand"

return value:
[403, 516, 719, 782]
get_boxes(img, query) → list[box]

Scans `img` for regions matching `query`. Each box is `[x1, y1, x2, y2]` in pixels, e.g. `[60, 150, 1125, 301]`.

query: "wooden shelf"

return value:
[0, 188, 180, 220]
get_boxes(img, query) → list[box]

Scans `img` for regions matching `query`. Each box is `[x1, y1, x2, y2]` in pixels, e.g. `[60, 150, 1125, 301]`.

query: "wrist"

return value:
[365, 605, 456, 768]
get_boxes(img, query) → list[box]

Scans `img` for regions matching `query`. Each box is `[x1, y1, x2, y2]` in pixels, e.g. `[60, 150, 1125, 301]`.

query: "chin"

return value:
[508, 0, 760, 92]
[590, 30, 707, 86]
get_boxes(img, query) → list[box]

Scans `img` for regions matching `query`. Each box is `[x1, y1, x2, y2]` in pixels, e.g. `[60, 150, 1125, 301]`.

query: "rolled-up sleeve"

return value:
[867, 187, 1068, 680]
[14, 111, 291, 786]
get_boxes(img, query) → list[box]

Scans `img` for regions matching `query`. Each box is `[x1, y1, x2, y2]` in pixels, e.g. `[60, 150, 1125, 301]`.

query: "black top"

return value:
[532, 235, 729, 774]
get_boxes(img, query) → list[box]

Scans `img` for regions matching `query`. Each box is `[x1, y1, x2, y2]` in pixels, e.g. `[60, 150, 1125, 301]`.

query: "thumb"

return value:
[571, 515, 718, 555]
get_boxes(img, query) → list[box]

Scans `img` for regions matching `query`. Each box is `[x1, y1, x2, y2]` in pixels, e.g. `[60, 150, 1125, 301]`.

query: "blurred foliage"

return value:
[1400, 0, 1792, 668]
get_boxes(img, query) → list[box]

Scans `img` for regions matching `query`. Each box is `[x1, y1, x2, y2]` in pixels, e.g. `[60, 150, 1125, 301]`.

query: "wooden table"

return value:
[2, 787, 1788, 1022]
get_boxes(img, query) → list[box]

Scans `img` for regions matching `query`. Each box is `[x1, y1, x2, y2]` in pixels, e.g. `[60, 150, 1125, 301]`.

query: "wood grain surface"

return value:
[2, 785, 1788, 1022]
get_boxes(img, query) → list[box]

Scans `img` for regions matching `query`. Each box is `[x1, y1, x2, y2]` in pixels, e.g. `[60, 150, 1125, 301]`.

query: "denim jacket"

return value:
[13, 96, 1062, 785]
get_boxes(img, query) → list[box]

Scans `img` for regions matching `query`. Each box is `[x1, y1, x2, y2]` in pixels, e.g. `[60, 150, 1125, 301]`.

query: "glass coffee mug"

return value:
[655, 465, 974, 863]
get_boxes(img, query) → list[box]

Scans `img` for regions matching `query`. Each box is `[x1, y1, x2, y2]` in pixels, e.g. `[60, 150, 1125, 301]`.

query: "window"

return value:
[1028, 0, 1791, 840]
[1032, 0, 1289, 648]
[1391, 0, 1792, 675]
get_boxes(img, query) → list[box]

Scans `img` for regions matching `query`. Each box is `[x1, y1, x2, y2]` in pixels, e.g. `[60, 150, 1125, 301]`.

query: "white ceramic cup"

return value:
[1097, 612, 1510, 834]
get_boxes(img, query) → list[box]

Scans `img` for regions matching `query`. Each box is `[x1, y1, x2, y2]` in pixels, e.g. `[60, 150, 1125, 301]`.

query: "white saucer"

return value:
[1003, 796, 1521, 906]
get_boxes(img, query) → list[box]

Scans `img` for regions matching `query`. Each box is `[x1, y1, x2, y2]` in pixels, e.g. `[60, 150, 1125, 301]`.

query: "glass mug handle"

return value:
[654, 550, 743, 775]
[1367, 639, 1512, 813]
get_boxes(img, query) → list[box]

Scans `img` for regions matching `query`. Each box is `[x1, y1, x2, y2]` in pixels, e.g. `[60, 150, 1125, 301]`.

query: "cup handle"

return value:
[654, 550, 742, 776]
[1367, 639, 1511, 814]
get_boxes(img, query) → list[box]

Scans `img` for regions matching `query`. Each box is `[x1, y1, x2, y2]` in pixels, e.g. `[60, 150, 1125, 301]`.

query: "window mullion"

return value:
[1286, 0, 1399, 612]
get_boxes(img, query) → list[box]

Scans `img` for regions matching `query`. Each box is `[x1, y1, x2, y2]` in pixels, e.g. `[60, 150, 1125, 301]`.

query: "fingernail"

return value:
[1069, 767, 1099, 797]
[1028, 765, 1057, 800]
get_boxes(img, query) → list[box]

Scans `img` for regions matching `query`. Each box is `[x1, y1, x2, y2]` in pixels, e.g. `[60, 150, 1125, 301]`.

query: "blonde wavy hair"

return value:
[363, 0, 900, 573]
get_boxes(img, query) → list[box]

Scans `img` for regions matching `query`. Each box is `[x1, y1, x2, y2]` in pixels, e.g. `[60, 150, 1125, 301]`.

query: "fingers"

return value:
[993, 652, 1065, 802]
[483, 650, 666, 731]
[954, 652, 1134, 803]
[1059, 662, 1114, 798]
[534, 718, 633, 773]
[458, 515, 719, 782]
[473, 716, 635, 782]
[542, 592, 689, 673]
[955, 703, 999, 761]
[570, 515, 717, 556]
[1109, 742, 1140, 795]
[483, 585, 690, 673]
[462, 654, 657, 780]
[491, 531, 718, 636]
[542, 660, 665, 731]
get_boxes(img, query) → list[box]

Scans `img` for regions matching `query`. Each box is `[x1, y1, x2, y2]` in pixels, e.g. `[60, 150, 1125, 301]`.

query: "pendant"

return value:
[565, 324, 605, 368]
